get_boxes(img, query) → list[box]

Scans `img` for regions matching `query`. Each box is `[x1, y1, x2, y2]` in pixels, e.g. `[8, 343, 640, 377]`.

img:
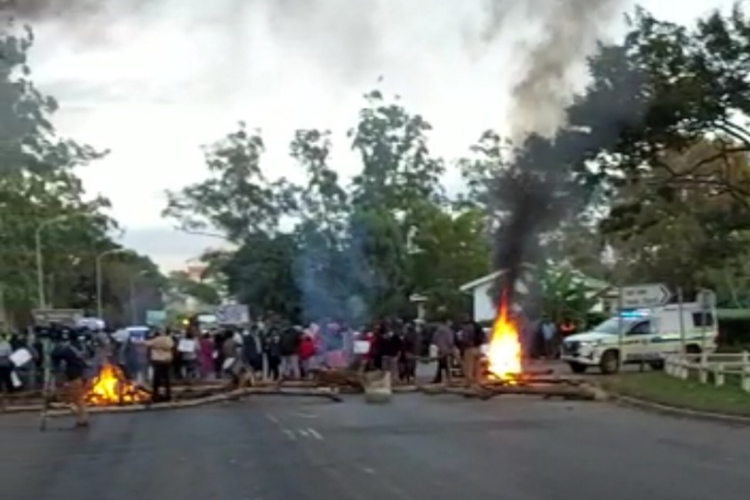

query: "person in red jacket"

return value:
[298, 333, 316, 379]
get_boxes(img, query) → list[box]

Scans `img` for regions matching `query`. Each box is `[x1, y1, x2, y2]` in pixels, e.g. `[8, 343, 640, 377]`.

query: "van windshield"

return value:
[590, 317, 642, 335]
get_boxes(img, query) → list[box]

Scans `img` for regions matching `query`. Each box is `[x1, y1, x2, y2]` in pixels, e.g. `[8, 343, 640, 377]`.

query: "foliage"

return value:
[164, 4, 750, 322]
[165, 91, 490, 324]
[576, 5, 750, 301]
[0, 22, 165, 327]
[537, 265, 604, 324]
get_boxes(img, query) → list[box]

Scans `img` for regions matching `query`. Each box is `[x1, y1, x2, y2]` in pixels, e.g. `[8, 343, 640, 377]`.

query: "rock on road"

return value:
[1, 394, 749, 500]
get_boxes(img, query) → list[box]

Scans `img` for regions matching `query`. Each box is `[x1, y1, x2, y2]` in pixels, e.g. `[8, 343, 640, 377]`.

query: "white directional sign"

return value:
[619, 283, 672, 308]
[696, 289, 717, 309]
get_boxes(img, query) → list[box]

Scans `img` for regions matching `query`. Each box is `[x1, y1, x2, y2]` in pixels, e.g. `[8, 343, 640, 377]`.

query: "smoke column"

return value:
[484, 0, 631, 311]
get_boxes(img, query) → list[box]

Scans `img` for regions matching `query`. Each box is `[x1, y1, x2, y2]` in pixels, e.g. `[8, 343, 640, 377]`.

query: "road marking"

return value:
[265, 413, 279, 424]
[282, 429, 296, 440]
[294, 412, 318, 419]
[307, 428, 323, 440]
[360, 465, 376, 474]
[297, 429, 310, 438]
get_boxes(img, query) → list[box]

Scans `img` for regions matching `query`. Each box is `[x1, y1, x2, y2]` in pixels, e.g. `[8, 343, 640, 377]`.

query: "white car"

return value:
[561, 304, 718, 374]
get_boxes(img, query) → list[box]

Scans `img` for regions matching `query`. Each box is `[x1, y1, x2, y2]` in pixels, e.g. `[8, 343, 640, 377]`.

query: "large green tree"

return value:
[164, 90, 490, 324]
[0, 22, 164, 326]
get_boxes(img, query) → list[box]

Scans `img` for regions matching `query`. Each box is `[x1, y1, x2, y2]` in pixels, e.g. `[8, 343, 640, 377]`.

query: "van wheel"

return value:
[599, 350, 620, 374]
[568, 362, 588, 374]
[686, 345, 701, 355]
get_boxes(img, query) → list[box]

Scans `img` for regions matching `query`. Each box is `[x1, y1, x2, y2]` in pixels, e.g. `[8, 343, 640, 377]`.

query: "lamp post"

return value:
[129, 270, 148, 325]
[96, 248, 133, 320]
[35, 214, 75, 309]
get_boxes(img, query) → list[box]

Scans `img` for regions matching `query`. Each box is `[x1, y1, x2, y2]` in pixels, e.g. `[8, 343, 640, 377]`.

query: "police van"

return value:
[560, 302, 718, 374]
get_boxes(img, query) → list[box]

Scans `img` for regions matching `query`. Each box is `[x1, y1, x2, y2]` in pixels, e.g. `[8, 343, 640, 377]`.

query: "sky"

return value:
[21, 0, 738, 271]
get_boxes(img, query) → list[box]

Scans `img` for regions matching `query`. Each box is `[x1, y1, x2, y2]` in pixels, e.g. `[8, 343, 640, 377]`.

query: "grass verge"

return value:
[600, 372, 750, 417]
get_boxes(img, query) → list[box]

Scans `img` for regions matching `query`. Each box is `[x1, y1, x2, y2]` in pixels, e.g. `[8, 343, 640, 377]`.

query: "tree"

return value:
[163, 123, 289, 241]
[564, 5, 750, 298]
[409, 204, 491, 317]
[601, 139, 750, 293]
[537, 264, 604, 324]
[0, 22, 163, 326]
[166, 270, 221, 308]
[164, 89, 477, 324]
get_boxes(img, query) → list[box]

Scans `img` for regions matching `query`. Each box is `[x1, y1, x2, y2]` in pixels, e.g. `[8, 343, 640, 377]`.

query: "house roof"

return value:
[459, 270, 503, 292]
[459, 263, 610, 293]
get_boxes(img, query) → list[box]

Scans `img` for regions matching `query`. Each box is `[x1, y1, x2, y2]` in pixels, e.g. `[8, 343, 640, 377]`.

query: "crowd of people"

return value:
[0, 312, 581, 423]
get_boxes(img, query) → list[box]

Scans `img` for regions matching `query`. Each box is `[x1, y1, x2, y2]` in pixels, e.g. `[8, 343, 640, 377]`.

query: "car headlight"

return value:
[579, 340, 602, 348]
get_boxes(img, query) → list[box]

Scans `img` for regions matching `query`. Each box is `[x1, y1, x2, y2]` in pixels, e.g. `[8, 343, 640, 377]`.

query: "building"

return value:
[459, 264, 612, 322]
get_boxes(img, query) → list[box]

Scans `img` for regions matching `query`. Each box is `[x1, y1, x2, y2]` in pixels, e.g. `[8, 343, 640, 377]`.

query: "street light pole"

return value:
[96, 248, 131, 319]
[129, 270, 148, 325]
[35, 215, 70, 309]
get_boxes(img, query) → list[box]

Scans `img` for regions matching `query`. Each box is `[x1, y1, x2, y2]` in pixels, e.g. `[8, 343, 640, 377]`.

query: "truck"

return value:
[560, 302, 718, 374]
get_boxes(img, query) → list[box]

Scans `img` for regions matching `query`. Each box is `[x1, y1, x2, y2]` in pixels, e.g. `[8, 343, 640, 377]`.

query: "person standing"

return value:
[279, 325, 301, 379]
[50, 332, 90, 428]
[460, 318, 485, 388]
[145, 329, 175, 402]
[0, 333, 15, 405]
[431, 316, 455, 384]
[540, 317, 558, 359]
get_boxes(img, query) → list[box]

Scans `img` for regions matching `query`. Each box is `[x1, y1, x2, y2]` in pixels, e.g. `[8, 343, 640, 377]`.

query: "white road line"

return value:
[307, 428, 323, 440]
[297, 428, 310, 438]
[294, 412, 318, 419]
[360, 465, 376, 474]
[265, 413, 279, 424]
[282, 429, 296, 440]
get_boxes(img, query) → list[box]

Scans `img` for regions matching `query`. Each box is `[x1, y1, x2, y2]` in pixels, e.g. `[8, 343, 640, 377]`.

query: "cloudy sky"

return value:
[21, 0, 737, 271]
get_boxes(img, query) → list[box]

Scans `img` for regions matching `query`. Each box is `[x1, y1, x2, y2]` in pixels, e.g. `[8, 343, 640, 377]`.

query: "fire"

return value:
[86, 363, 150, 405]
[485, 302, 523, 380]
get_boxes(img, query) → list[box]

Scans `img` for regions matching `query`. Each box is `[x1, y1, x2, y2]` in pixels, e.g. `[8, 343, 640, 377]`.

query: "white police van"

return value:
[560, 303, 718, 374]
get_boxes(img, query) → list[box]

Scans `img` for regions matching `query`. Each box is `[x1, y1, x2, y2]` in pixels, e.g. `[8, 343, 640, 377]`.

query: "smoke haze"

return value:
[487, 0, 632, 311]
[0, 0, 639, 309]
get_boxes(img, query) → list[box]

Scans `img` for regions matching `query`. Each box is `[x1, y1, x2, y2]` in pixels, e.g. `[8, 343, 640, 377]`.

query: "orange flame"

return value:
[486, 301, 522, 380]
[86, 363, 150, 406]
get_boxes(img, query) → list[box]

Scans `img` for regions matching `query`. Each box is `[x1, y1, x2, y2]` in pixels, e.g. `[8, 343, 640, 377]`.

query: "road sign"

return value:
[214, 304, 249, 325]
[619, 283, 672, 308]
[145, 310, 167, 326]
[31, 309, 84, 326]
[696, 289, 717, 309]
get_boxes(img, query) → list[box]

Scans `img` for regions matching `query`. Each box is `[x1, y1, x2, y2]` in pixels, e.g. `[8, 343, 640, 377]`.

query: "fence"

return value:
[664, 352, 750, 392]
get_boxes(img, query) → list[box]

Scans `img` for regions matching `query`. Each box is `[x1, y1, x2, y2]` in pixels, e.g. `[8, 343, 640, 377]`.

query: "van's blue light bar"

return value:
[619, 309, 649, 318]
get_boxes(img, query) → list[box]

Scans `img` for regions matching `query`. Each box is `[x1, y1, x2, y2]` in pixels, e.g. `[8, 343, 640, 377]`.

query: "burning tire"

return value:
[599, 350, 620, 375]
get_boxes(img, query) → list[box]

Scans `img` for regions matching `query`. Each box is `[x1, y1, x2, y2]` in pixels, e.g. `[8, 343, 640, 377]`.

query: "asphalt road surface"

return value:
[1, 394, 749, 500]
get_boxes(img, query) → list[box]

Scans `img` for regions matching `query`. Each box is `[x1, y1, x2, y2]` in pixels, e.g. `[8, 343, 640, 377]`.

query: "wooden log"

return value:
[475, 384, 603, 401]
[2, 385, 344, 415]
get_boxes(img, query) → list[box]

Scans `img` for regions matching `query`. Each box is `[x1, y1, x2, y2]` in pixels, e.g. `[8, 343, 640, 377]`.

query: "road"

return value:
[1, 394, 749, 500]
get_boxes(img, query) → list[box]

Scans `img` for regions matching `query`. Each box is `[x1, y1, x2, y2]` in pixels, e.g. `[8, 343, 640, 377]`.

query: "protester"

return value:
[144, 329, 175, 402]
[50, 332, 90, 428]
[242, 327, 264, 378]
[264, 332, 282, 381]
[180, 329, 200, 379]
[279, 325, 301, 379]
[0, 332, 15, 400]
[398, 322, 420, 383]
[460, 317, 485, 387]
[540, 316, 558, 359]
[432, 314, 455, 384]
[298, 332, 316, 378]
[198, 333, 214, 378]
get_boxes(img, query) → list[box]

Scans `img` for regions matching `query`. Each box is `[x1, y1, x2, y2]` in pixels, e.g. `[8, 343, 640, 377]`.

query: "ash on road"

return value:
[1, 395, 748, 500]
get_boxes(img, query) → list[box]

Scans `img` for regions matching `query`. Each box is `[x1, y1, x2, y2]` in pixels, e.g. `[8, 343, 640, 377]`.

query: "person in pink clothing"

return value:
[198, 333, 214, 379]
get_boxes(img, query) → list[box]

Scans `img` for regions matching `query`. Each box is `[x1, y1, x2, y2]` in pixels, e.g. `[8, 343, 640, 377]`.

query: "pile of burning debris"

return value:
[86, 363, 150, 406]
[423, 300, 605, 401]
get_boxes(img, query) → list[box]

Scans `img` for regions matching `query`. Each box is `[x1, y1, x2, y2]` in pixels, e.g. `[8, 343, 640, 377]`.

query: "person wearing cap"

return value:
[51, 331, 90, 428]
